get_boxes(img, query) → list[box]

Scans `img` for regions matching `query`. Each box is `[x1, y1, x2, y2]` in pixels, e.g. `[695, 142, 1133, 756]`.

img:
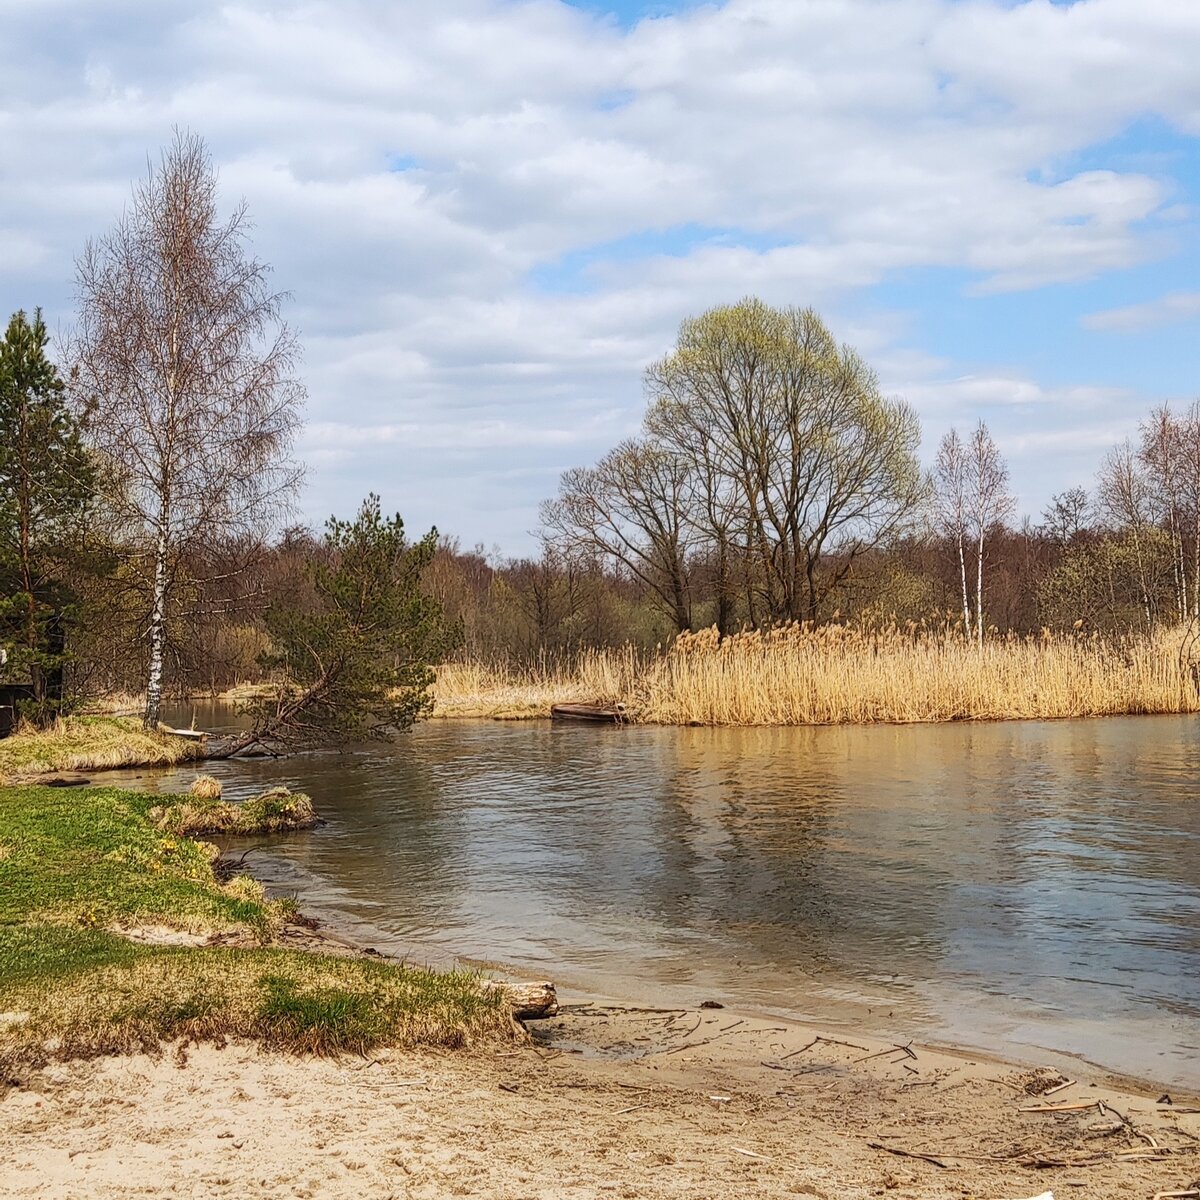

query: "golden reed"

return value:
[434, 622, 1200, 725]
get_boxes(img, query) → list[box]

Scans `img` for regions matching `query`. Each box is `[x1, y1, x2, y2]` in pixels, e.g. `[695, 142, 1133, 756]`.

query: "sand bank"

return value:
[3, 994, 1197, 1199]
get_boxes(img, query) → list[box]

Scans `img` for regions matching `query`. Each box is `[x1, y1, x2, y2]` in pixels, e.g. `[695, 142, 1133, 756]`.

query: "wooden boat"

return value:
[550, 702, 627, 724]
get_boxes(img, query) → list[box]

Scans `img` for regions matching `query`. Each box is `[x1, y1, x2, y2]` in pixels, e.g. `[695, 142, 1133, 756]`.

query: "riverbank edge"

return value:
[0, 783, 521, 1076]
[5, 927, 1199, 1200]
[4, 782, 1199, 1198]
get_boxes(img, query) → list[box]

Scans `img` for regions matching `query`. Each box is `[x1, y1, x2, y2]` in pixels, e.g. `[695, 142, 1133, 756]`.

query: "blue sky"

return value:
[2, 0, 1200, 552]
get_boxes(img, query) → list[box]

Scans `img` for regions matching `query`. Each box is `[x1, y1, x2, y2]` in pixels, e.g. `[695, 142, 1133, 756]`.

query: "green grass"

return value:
[0, 786, 265, 932]
[0, 717, 199, 784]
[0, 785, 514, 1073]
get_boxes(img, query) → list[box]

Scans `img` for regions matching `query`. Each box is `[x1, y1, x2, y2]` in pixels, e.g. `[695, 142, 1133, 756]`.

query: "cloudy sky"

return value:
[3, 0, 1199, 553]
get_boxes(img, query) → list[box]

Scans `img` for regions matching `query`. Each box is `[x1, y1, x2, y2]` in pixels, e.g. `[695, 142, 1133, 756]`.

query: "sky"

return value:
[3, 0, 1200, 555]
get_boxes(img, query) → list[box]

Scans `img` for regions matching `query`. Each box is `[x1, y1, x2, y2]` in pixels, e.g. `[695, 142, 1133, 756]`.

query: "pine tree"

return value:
[0, 309, 94, 722]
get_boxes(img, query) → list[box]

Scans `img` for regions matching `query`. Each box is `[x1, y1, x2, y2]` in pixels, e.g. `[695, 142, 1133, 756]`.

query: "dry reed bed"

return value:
[435, 624, 1200, 726]
[433, 648, 640, 719]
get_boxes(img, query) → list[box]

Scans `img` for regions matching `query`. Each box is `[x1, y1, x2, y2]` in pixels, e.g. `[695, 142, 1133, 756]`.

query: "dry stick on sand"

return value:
[1019, 1100, 1104, 1113]
[662, 1026, 788, 1056]
[866, 1141, 950, 1169]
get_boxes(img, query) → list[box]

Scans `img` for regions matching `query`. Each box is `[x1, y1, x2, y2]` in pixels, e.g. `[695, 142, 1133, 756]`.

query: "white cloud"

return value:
[1082, 291, 1200, 332]
[2, 0, 1199, 547]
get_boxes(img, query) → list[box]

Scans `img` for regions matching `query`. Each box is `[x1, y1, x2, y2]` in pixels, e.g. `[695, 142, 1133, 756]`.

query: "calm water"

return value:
[114, 706, 1200, 1086]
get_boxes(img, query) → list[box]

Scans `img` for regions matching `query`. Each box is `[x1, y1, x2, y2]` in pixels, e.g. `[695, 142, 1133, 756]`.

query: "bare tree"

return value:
[1139, 405, 1188, 621]
[933, 428, 972, 635]
[1177, 401, 1200, 619]
[966, 422, 1015, 644]
[1097, 440, 1156, 630]
[543, 438, 695, 633]
[1040, 486, 1090, 547]
[71, 131, 303, 728]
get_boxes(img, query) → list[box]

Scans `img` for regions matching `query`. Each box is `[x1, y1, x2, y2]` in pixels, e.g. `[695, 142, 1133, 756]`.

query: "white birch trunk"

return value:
[975, 531, 985, 646]
[143, 523, 169, 730]
[957, 535, 971, 637]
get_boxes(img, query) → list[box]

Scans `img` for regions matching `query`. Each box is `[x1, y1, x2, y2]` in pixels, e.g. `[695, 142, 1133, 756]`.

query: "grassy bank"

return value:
[0, 717, 200, 784]
[434, 622, 1200, 725]
[0, 785, 512, 1073]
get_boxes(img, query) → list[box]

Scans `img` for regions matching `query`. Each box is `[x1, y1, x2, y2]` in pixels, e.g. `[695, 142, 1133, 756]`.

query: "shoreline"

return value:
[5, 930, 1199, 1199]
[3, 800, 1199, 1197]
[258, 887, 1200, 1095]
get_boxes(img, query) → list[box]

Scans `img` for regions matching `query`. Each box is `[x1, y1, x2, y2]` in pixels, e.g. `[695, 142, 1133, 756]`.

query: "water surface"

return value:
[123, 707, 1200, 1087]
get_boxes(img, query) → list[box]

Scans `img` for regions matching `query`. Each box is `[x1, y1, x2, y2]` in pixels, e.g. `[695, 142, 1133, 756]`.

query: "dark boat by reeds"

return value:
[550, 702, 627, 724]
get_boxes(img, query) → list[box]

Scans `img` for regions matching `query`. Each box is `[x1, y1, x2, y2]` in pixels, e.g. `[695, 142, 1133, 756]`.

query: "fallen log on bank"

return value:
[483, 979, 559, 1020]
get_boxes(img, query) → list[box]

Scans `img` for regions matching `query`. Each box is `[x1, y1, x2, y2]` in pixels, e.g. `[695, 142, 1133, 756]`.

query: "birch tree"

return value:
[966, 421, 1015, 645]
[71, 131, 303, 728]
[934, 422, 1013, 642]
[933, 428, 972, 634]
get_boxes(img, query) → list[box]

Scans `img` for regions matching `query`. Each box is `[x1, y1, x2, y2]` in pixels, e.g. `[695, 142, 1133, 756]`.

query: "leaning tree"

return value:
[71, 131, 304, 728]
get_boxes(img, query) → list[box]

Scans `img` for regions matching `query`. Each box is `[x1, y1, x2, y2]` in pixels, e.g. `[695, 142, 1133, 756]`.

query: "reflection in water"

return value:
[111, 706, 1200, 1086]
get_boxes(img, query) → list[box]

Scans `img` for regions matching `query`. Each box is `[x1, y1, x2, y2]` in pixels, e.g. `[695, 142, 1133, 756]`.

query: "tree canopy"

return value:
[0, 309, 94, 720]
[232, 495, 461, 751]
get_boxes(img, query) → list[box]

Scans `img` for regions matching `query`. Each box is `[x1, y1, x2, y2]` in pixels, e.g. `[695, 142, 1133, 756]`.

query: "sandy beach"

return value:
[3, 990, 1198, 1200]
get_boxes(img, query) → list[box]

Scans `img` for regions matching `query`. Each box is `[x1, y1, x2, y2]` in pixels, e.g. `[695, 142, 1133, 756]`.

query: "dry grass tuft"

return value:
[0, 948, 515, 1072]
[436, 622, 1200, 726]
[151, 787, 319, 838]
[0, 717, 200, 783]
[189, 775, 223, 801]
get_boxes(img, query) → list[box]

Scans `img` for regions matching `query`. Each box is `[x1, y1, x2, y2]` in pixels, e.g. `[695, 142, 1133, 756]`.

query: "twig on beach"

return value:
[612, 1102, 652, 1116]
[731, 1146, 770, 1160]
[1043, 1078, 1075, 1095]
[866, 1140, 949, 1169]
[854, 1041, 916, 1064]
[781, 1035, 870, 1060]
[1019, 1099, 1102, 1114]
[662, 1026, 787, 1056]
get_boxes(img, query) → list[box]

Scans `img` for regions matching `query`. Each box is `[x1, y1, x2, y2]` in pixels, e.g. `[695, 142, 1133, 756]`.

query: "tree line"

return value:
[532, 296, 1200, 650]
[3, 134, 1197, 738]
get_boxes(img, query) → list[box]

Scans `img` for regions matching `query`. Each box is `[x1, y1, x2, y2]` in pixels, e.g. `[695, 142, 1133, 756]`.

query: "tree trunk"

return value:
[975, 530, 985, 647]
[144, 525, 170, 730]
[714, 538, 734, 638]
[957, 535, 971, 637]
[481, 979, 559, 1020]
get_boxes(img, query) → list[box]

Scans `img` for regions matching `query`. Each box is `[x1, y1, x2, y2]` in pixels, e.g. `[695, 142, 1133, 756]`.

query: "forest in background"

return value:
[5, 134, 1200, 727]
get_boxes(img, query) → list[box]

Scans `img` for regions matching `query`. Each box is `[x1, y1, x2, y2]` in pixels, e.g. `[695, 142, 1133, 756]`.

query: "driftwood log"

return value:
[483, 980, 559, 1020]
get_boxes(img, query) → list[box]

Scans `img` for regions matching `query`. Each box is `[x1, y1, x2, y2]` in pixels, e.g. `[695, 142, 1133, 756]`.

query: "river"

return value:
[111, 706, 1200, 1087]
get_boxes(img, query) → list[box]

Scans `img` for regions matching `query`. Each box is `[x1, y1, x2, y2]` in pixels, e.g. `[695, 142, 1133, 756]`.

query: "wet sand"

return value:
[3, 993, 1198, 1199]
